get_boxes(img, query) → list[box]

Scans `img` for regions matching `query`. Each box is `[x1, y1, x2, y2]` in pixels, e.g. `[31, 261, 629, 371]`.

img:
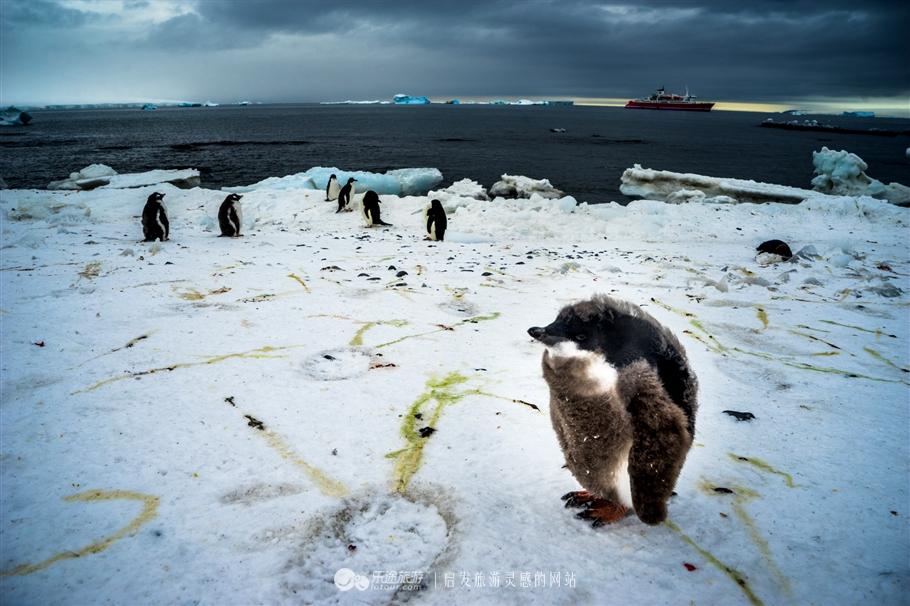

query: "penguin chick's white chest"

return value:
[547, 341, 619, 394]
[328, 179, 340, 200]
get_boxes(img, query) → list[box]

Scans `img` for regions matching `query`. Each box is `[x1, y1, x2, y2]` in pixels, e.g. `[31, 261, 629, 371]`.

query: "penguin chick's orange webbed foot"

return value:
[575, 501, 629, 528]
[562, 490, 598, 508]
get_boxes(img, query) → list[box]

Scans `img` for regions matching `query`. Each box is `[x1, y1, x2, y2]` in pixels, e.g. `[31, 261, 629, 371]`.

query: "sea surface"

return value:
[2, 104, 908, 203]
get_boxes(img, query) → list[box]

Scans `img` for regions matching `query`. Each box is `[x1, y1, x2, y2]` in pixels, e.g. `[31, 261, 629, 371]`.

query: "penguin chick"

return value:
[218, 193, 243, 237]
[362, 190, 392, 227]
[425, 199, 447, 241]
[141, 191, 169, 242]
[528, 295, 698, 527]
[326, 174, 341, 202]
[337, 178, 356, 213]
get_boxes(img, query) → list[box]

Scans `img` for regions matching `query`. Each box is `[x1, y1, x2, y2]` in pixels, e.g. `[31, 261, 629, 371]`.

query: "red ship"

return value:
[625, 87, 714, 112]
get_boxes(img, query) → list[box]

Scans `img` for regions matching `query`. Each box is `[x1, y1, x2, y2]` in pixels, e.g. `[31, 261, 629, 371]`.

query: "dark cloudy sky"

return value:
[2, 0, 908, 107]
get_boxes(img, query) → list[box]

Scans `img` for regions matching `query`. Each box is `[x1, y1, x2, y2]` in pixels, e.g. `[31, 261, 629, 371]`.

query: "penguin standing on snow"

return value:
[425, 199, 447, 241]
[528, 295, 698, 527]
[141, 191, 169, 242]
[336, 177, 356, 213]
[218, 193, 243, 237]
[325, 174, 341, 202]
[361, 190, 392, 227]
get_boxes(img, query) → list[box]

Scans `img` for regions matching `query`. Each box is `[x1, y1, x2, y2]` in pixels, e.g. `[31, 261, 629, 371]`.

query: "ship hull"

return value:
[625, 101, 714, 112]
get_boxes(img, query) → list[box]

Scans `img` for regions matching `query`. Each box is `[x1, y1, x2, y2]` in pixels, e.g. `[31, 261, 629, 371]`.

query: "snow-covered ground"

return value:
[1, 179, 908, 605]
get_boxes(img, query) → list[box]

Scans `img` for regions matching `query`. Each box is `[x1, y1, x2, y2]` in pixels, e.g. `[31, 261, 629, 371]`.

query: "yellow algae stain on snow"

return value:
[287, 273, 311, 292]
[863, 346, 909, 373]
[755, 307, 769, 331]
[388, 372, 476, 493]
[729, 454, 796, 488]
[77, 262, 102, 281]
[260, 431, 348, 498]
[699, 480, 791, 595]
[73, 345, 300, 394]
[0, 490, 159, 578]
[664, 520, 764, 606]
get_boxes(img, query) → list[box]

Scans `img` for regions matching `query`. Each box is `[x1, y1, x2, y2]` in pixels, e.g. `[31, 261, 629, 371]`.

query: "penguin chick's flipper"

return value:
[621, 360, 692, 526]
[575, 501, 630, 527]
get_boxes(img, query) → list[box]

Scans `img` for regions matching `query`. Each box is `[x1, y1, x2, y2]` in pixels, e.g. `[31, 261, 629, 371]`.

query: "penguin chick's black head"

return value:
[147, 192, 165, 202]
[363, 190, 380, 204]
[329, 174, 336, 179]
[528, 295, 657, 361]
[347, 177, 357, 184]
[225, 193, 242, 202]
[430, 199, 443, 211]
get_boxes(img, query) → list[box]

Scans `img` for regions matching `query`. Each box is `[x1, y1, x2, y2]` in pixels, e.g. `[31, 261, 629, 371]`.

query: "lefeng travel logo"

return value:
[334, 568, 370, 591]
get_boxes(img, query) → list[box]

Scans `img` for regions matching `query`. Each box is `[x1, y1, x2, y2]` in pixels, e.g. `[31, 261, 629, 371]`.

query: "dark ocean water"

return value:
[1, 104, 908, 203]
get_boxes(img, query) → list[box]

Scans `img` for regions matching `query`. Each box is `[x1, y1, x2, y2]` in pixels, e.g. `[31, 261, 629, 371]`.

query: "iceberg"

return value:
[620, 164, 823, 205]
[392, 94, 431, 105]
[621, 147, 910, 206]
[0, 106, 33, 126]
[811, 147, 910, 206]
[225, 167, 443, 197]
[489, 174, 564, 199]
[47, 164, 200, 191]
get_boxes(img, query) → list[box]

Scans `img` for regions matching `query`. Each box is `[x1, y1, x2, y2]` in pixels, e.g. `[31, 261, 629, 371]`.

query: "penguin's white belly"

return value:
[235, 204, 243, 234]
[328, 181, 340, 200]
[612, 444, 633, 508]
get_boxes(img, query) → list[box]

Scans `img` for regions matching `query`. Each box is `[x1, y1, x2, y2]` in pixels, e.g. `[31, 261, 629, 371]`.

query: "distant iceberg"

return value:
[225, 166, 443, 197]
[842, 111, 875, 118]
[393, 94, 431, 105]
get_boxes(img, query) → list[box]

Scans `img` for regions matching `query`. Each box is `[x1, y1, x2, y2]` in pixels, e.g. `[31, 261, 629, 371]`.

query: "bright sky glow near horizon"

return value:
[2, 0, 908, 116]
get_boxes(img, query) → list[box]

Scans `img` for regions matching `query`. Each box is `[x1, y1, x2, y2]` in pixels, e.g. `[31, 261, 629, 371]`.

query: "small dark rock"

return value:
[481, 272, 493, 276]
[713, 487, 735, 494]
[388, 265, 397, 270]
[244, 415, 265, 431]
[418, 426, 436, 438]
[396, 270, 408, 277]
[323, 354, 336, 361]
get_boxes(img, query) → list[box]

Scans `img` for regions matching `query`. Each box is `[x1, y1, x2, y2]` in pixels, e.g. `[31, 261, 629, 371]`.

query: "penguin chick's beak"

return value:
[528, 326, 562, 346]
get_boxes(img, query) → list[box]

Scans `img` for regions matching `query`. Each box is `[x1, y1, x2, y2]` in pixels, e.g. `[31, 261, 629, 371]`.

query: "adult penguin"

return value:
[141, 192, 169, 242]
[425, 199, 447, 241]
[326, 174, 341, 202]
[218, 193, 243, 237]
[336, 177, 356, 213]
[361, 190, 392, 227]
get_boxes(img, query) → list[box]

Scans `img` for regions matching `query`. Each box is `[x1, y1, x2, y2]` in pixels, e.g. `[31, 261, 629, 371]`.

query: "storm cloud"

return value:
[2, 0, 908, 105]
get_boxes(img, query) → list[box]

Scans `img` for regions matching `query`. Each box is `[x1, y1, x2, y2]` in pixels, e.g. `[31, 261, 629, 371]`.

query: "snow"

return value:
[489, 174, 565, 200]
[428, 178, 490, 204]
[225, 167, 443, 197]
[47, 164, 200, 191]
[1, 173, 908, 605]
[811, 147, 910, 205]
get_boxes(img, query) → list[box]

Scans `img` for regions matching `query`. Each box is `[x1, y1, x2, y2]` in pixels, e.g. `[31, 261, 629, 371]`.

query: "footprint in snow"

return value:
[300, 348, 374, 381]
[280, 492, 452, 604]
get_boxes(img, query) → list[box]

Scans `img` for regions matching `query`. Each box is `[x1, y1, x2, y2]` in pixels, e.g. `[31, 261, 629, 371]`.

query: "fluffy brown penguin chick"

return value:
[528, 295, 698, 527]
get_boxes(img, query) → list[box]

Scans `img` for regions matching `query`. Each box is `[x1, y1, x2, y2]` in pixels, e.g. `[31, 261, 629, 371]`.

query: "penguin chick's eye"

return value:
[574, 334, 587, 342]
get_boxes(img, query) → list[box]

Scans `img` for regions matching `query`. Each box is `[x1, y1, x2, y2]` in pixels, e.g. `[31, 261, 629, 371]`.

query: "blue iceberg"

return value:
[393, 94, 431, 105]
